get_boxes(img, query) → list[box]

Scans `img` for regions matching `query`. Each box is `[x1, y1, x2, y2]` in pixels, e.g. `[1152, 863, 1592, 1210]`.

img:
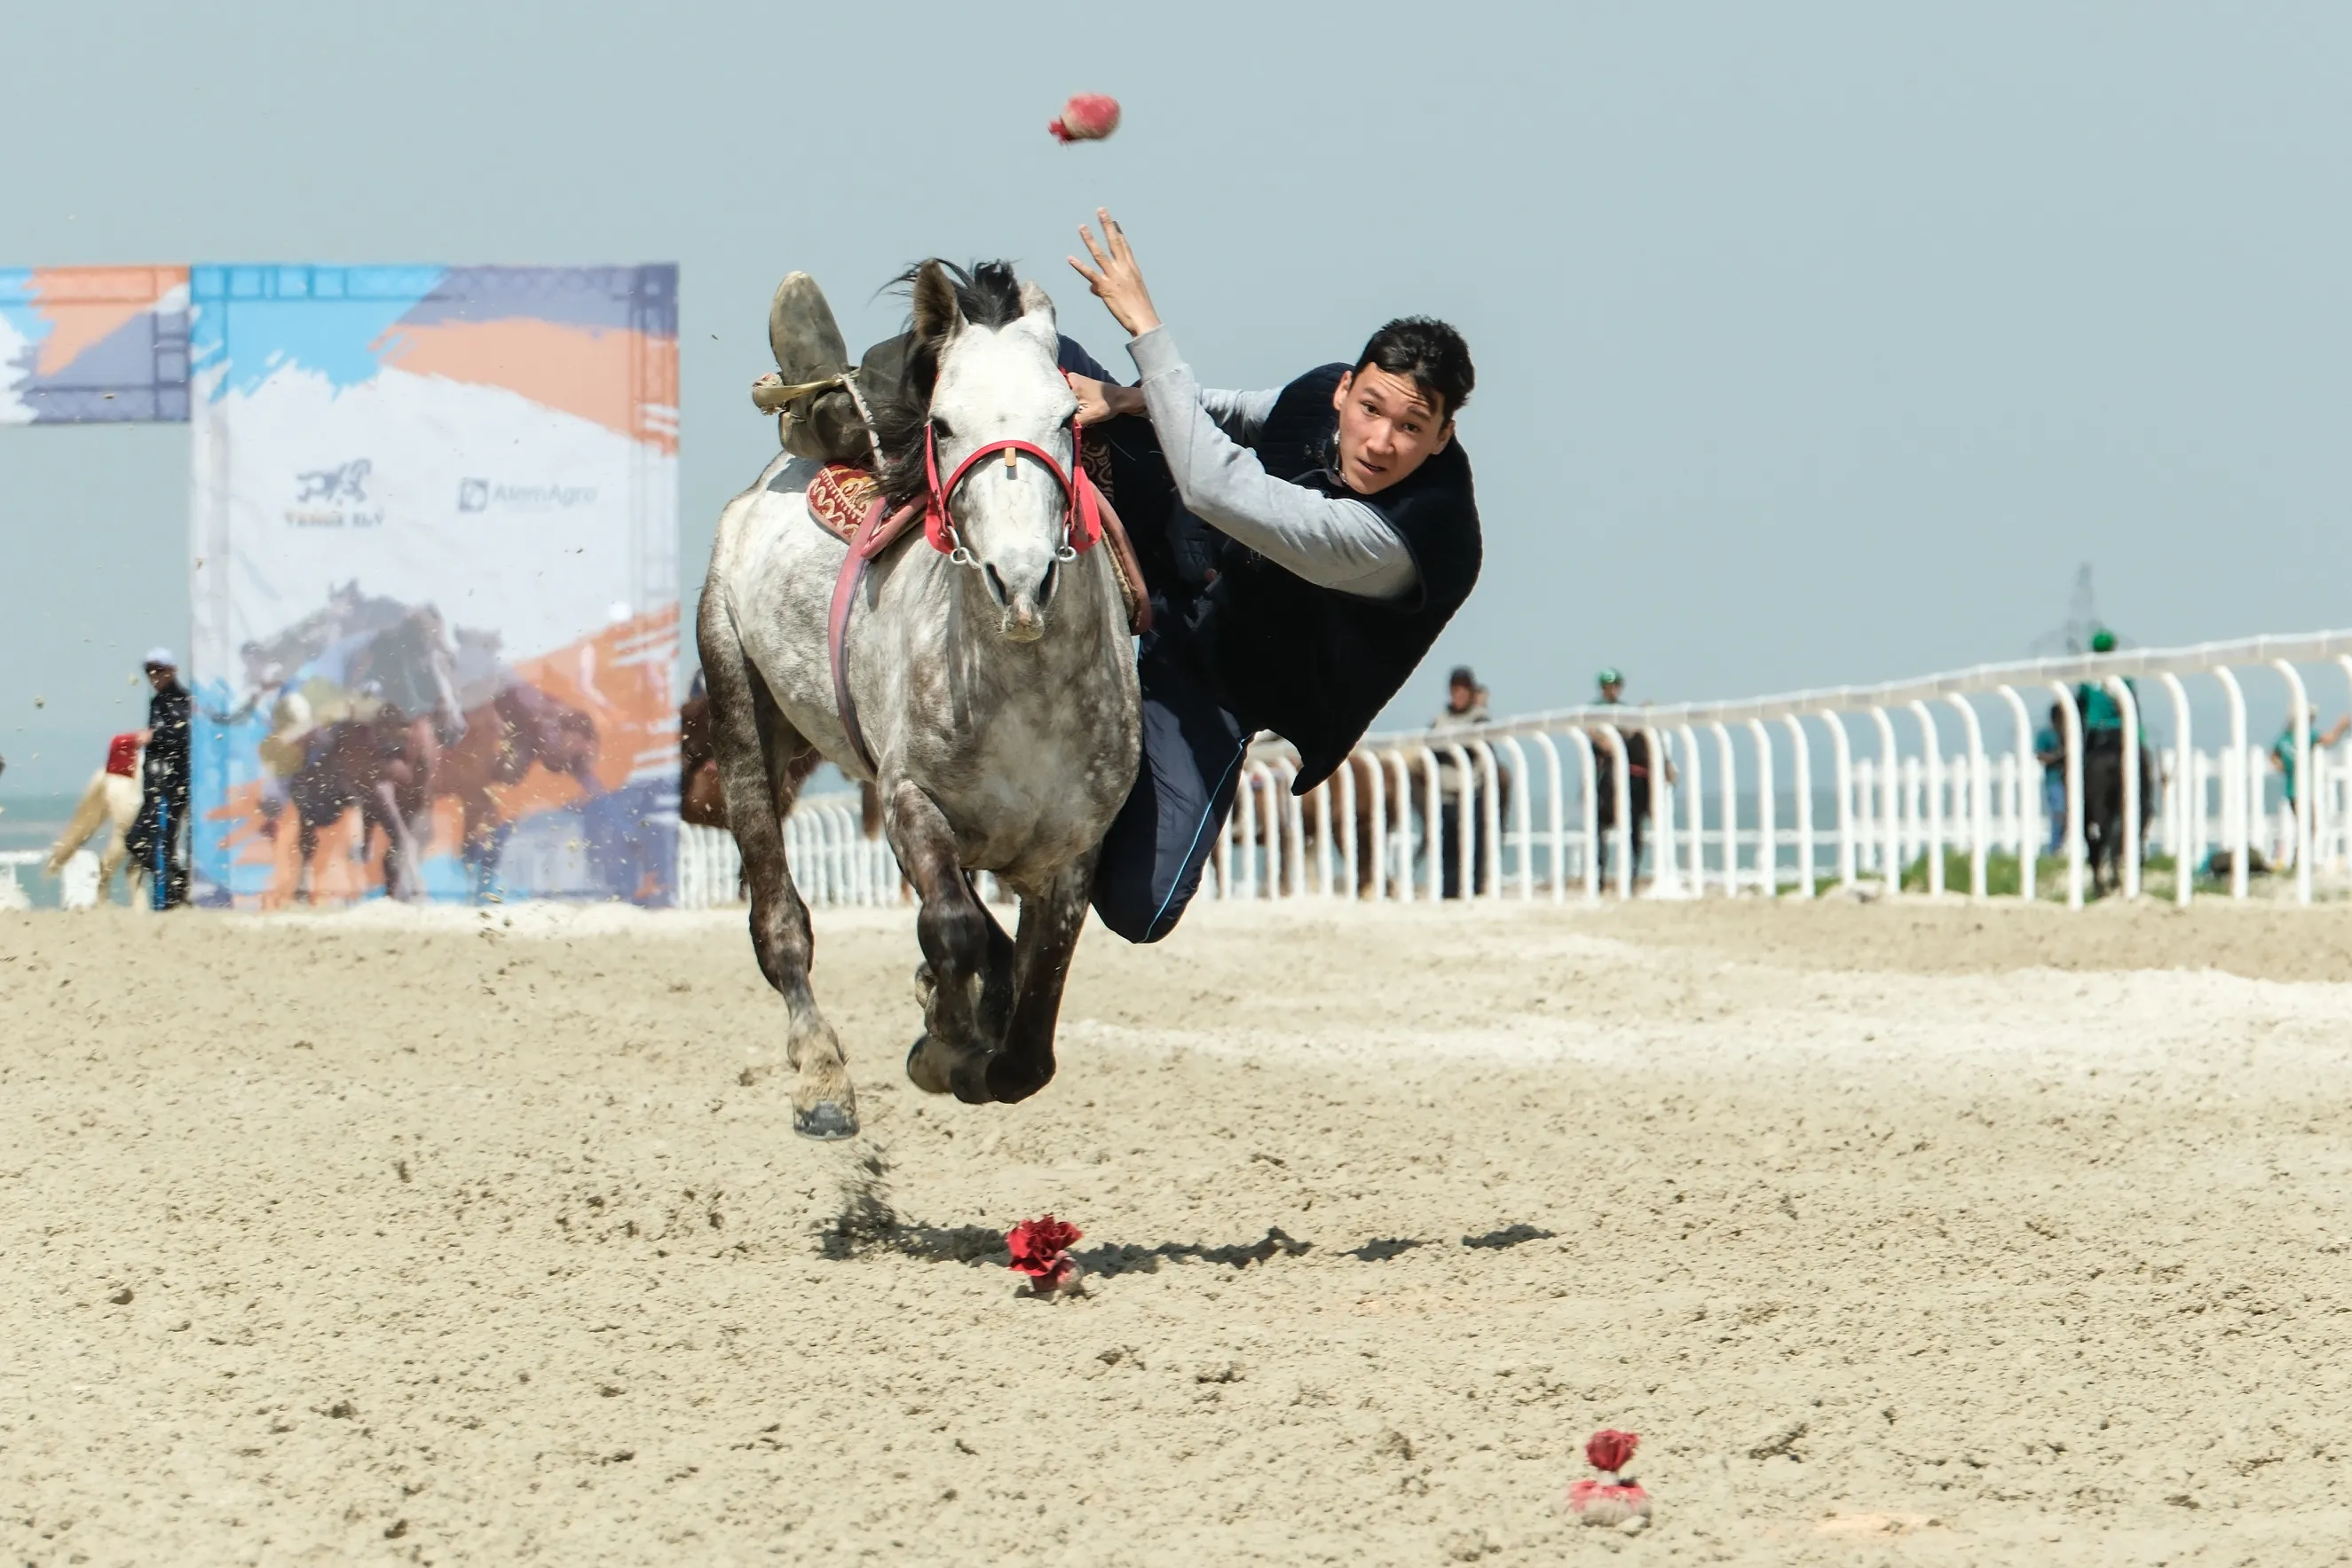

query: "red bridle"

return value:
[919, 413, 1104, 562]
[827, 387, 1136, 778]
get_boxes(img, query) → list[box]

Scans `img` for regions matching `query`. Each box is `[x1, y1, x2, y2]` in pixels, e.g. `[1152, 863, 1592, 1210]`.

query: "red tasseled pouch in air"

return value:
[1048, 94, 1121, 144]
[1566, 1430, 1654, 1526]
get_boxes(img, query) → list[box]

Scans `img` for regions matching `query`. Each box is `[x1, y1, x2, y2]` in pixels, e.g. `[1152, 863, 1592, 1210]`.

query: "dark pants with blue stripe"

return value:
[1068, 332, 1254, 943]
[1091, 634, 1250, 943]
[125, 779, 191, 910]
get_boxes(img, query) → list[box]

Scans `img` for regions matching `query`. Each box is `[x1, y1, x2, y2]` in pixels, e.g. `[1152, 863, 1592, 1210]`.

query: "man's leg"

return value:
[1091, 641, 1248, 943]
[1630, 783, 1650, 881]
[1439, 801, 1464, 899]
[163, 785, 192, 907]
[1593, 781, 1616, 886]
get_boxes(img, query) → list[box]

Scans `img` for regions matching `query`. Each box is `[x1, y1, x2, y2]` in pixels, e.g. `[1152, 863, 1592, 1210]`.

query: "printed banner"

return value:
[187, 264, 680, 907]
[0, 265, 190, 422]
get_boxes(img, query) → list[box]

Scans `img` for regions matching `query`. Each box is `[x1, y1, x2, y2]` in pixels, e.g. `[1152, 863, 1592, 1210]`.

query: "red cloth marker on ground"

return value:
[1048, 94, 1121, 144]
[1567, 1430, 1654, 1527]
[1007, 1216, 1082, 1291]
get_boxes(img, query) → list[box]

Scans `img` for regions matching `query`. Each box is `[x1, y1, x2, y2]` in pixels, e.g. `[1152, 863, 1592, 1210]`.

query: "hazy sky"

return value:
[4, 1, 2348, 792]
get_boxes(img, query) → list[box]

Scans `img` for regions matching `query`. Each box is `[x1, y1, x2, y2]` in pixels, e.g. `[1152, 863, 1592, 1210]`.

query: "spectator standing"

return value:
[122, 649, 192, 909]
[1589, 668, 1663, 882]
[1428, 666, 1490, 898]
[2034, 703, 2068, 857]
[2271, 709, 2352, 862]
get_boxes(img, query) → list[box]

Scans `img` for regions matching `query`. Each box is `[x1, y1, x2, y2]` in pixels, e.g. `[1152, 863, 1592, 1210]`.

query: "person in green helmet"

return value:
[2074, 629, 2133, 735]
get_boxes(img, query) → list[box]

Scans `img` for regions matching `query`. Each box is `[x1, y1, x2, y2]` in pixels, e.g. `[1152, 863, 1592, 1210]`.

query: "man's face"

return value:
[1331, 366, 1451, 495]
[1448, 681, 1474, 713]
[146, 665, 174, 692]
[1599, 682, 1623, 705]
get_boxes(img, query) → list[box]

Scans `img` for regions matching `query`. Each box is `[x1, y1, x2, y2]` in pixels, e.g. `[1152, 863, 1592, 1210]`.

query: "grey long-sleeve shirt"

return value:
[1128, 327, 1419, 602]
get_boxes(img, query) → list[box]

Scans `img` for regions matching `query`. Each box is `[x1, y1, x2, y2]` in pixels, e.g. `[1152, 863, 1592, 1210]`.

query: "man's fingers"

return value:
[1077, 222, 1114, 271]
[1065, 255, 1105, 292]
[1098, 207, 1133, 264]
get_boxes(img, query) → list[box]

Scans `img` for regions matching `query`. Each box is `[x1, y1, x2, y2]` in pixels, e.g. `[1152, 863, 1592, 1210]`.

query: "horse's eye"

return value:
[932, 417, 955, 442]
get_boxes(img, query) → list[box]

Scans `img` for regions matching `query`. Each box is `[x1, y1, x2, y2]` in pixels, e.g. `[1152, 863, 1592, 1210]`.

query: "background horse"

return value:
[435, 681, 604, 897]
[44, 765, 146, 901]
[700, 260, 1140, 1139]
[285, 710, 433, 902]
[2080, 734, 2160, 896]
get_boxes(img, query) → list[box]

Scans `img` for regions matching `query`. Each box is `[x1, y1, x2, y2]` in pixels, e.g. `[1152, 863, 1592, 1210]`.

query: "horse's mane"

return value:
[869, 260, 1027, 508]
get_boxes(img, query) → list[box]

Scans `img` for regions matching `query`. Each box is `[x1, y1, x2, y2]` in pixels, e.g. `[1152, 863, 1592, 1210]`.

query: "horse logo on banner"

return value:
[294, 459, 371, 504]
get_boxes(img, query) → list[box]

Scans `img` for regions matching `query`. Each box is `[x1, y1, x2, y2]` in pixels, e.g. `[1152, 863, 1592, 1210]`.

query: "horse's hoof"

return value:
[905, 1035, 955, 1095]
[793, 1101, 859, 1141]
[984, 1053, 1054, 1105]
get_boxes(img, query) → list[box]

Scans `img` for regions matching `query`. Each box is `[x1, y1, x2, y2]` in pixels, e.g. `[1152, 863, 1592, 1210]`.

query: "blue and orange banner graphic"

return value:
[0, 265, 190, 422]
[185, 264, 681, 906]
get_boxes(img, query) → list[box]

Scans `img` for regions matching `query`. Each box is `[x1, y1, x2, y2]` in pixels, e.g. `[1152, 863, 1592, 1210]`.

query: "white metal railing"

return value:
[677, 796, 905, 911]
[1, 849, 104, 910]
[671, 629, 2352, 914]
[679, 794, 1010, 911]
[1209, 628, 2352, 910]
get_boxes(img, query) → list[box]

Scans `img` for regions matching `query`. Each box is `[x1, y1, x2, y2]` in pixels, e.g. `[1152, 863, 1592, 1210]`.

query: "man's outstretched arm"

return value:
[1125, 328, 1416, 599]
[1068, 208, 1417, 601]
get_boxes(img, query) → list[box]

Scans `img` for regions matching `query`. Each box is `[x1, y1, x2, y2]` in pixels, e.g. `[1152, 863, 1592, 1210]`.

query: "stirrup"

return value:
[764, 272, 873, 466]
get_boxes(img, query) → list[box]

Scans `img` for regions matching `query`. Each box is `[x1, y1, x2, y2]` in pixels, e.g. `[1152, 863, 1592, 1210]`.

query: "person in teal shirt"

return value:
[2271, 713, 2352, 808]
[2033, 703, 2068, 855]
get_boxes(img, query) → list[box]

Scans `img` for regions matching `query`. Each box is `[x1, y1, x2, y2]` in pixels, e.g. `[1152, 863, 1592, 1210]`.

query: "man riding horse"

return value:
[725, 225, 1480, 1135]
[762, 210, 1477, 944]
[763, 212, 1480, 944]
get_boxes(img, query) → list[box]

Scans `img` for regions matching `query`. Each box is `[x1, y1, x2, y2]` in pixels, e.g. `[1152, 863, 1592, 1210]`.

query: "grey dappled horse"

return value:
[699, 261, 1140, 1139]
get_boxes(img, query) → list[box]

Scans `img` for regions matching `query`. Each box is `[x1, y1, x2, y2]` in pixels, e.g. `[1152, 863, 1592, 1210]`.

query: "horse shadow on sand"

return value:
[815, 1152, 1554, 1273]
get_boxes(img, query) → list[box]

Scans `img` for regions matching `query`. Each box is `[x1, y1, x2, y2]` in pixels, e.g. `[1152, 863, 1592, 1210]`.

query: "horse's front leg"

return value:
[888, 782, 999, 1104]
[984, 853, 1099, 1105]
[373, 782, 423, 900]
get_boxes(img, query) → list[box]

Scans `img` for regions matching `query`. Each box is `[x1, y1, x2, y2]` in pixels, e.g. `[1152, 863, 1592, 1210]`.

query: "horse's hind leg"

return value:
[983, 853, 1099, 1105]
[700, 612, 856, 1139]
[888, 782, 998, 1103]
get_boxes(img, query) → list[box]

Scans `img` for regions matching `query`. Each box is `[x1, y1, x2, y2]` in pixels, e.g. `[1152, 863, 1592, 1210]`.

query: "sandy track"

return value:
[4, 898, 2350, 1565]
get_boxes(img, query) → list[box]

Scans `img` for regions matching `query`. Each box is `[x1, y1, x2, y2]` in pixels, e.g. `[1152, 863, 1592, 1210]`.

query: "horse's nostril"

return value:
[983, 564, 1009, 606]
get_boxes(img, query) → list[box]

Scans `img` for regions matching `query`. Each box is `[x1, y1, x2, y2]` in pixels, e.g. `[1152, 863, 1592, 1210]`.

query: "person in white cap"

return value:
[123, 648, 193, 908]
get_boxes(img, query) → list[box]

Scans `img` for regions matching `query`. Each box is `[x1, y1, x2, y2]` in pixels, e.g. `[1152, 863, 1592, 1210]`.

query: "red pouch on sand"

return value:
[1567, 1430, 1654, 1526]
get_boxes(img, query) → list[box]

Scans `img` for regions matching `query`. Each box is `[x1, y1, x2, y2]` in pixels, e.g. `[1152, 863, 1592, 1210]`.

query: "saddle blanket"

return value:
[804, 462, 881, 544]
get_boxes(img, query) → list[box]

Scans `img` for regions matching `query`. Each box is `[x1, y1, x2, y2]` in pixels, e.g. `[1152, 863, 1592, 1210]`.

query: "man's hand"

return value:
[1068, 208, 1163, 338]
[1068, 373, 1144, 427]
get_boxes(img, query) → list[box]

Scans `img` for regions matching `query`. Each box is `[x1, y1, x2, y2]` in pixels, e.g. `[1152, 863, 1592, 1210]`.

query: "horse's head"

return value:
[907, 260, 1081, 643]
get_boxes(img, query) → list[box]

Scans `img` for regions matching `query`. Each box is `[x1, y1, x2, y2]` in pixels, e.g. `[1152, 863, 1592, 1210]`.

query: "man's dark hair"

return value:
[1354, 316, 1474, 422]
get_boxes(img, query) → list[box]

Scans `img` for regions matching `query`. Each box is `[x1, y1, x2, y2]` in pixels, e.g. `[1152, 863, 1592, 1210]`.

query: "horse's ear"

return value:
[912, 260, 963, 348]
[1017, 280, 1057, 329]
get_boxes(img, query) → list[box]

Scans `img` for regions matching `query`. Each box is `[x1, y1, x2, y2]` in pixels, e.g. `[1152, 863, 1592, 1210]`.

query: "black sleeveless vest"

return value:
[1195, 364, 1481, 791]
